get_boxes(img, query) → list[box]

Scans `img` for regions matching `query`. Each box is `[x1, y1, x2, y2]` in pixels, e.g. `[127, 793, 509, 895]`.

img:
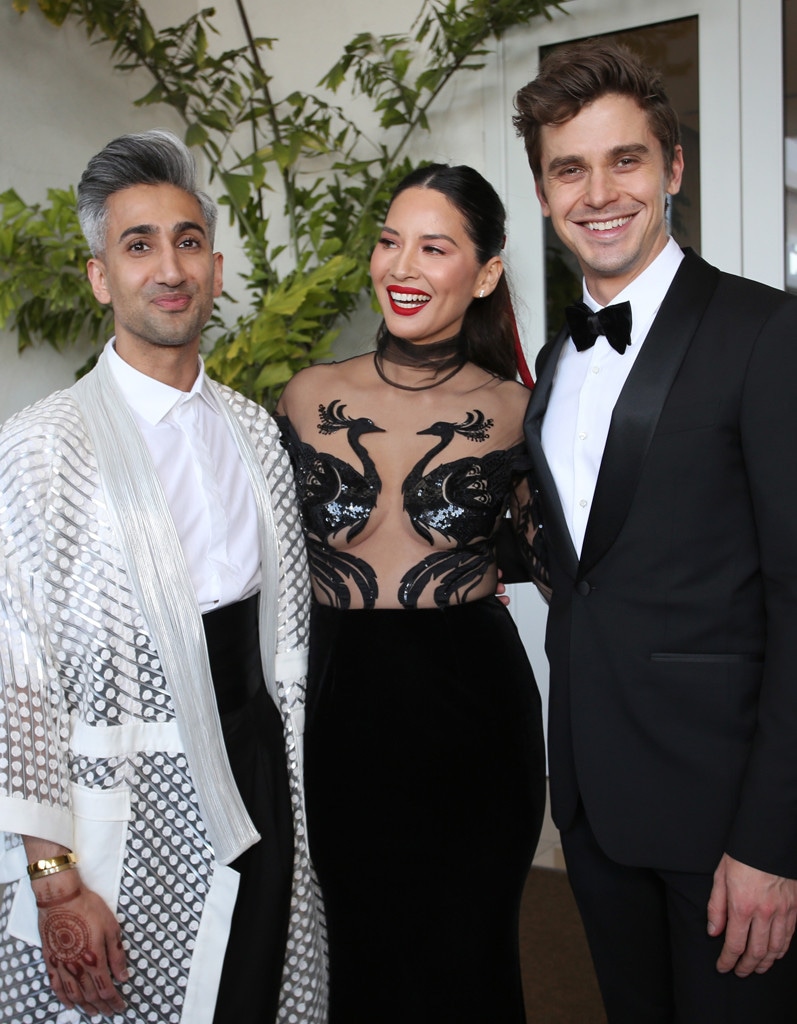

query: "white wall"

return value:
[0, 3, 187, 417]
[0, 0, 567, 416]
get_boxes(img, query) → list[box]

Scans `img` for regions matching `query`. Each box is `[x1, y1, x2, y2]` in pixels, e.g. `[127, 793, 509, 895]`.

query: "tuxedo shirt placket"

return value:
[105, 340, 260, 611]
[541, 238, 684, 557]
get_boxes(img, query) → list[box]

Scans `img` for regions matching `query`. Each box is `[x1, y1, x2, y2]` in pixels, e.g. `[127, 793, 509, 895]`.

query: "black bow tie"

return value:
[565, 300, 633, 355]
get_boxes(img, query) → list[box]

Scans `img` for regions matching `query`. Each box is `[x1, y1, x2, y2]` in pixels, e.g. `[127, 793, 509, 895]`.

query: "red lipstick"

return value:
[386, 286, 431, 317]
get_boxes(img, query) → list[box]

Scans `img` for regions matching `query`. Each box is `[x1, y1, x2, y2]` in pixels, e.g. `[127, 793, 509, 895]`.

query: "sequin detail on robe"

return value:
[0, 383, 327, 1024]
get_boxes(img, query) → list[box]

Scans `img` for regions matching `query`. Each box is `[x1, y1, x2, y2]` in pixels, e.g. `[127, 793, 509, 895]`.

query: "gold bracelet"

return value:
[27, 853, 77, 881]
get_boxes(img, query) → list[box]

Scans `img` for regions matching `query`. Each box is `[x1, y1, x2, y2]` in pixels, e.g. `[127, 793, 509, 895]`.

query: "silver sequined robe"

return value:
[0, 373, 327, 1024]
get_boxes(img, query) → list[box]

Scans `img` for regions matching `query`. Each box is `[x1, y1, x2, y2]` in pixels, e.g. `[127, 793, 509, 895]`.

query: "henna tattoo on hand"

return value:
[60, 971, 81, 1001]
[36, 889, 81, 910]
[42, 910, 96, 971]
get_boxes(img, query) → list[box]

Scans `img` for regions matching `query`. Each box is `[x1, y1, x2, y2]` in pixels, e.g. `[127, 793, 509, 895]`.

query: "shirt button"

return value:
[578, 432, 587, 440]
[578, 499, 588, 508]
[592, 366, 600, 374]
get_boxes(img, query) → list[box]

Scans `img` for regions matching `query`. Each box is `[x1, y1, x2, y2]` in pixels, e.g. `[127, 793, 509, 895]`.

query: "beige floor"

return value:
[531, 782, 566, 871]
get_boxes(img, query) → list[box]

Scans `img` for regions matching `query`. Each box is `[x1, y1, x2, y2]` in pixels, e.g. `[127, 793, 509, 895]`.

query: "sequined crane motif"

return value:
[399, 410, 524, 608]
[277, 401, 384, 608]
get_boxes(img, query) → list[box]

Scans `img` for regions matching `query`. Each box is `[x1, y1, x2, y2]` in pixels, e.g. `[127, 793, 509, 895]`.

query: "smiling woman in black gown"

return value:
[277, 163, 547, 1024]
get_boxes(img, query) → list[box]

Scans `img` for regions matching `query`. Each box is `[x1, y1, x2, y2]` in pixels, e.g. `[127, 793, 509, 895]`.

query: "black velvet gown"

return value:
[277, 348, 546, 1024]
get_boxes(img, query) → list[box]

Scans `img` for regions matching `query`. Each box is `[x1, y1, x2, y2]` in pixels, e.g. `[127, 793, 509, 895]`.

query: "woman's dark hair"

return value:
[376, 163, 518, 380]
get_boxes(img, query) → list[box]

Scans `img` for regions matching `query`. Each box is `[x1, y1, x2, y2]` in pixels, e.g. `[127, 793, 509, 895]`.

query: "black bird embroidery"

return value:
[314, 400, 384, 542]
[277, 401, 384, 608]
[401, 410, 500, 545]
[399, 411, 521, 608]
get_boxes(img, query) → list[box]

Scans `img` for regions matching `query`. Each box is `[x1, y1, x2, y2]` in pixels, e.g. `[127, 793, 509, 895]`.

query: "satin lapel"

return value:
[578, 250, 721, 578]
[524, 328, 579, 578]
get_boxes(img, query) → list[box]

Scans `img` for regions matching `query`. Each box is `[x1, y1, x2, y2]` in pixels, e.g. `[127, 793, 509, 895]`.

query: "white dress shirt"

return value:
[106, 340, 260, 611]
[541, 237, 684, 556]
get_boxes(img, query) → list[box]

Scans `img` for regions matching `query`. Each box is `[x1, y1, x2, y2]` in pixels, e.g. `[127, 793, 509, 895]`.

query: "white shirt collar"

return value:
[581, 236, 684, 339]
[104, 338, 217, 426]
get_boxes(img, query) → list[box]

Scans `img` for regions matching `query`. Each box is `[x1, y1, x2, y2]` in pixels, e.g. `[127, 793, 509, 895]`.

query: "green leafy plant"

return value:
[0, 185, 113, 354]
[4, 0, 569, 405]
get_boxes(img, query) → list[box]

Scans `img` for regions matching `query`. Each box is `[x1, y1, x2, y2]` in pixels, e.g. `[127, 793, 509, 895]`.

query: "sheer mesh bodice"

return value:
[277, 353, 543, 609]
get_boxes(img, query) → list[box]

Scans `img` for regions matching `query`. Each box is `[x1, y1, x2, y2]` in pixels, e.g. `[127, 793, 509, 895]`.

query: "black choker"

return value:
[373, 332, 468, 392]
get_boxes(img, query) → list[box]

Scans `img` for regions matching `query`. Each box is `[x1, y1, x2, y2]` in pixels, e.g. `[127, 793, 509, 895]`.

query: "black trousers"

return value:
[561, 804, 797, 1023]
[203, 595, 294, 1024]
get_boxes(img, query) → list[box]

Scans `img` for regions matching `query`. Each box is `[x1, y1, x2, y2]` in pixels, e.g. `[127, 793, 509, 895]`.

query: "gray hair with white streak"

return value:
[77, 128, 218, 256]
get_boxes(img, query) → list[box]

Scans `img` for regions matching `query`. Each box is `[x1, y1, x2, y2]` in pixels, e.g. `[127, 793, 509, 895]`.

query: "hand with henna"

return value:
[23, 836, 128, 1016]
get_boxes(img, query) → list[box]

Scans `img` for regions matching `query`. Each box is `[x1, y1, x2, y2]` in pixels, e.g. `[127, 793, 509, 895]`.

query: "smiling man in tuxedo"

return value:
[514, 39, 797, 1022]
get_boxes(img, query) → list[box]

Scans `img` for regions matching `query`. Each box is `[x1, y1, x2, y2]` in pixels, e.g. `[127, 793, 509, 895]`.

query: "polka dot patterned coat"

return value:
[0, 381, 327, 1024]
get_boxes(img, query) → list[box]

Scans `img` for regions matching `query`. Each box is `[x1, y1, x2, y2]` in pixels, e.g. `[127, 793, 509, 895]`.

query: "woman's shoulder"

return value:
[279, 353, 374, 413]
[494, 376, 533, 399]
[466, 368, 532, 407]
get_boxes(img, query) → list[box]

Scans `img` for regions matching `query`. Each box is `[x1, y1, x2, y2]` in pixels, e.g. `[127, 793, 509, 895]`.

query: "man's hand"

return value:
[24, 836, 128, 1016]
[707, 853, 797, 977]
[34, 873, 128, 1015]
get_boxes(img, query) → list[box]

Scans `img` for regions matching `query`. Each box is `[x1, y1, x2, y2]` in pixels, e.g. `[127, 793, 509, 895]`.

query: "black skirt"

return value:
[305, 596, 546, 1024]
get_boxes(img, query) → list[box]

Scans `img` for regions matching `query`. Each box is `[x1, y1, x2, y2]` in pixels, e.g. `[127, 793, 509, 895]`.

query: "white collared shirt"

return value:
[106, 340, 260, 611]
[541, 237, 684, 556]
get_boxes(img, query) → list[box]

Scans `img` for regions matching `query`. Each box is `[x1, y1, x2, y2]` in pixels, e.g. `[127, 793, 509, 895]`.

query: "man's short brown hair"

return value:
[513, 39, 681, 181]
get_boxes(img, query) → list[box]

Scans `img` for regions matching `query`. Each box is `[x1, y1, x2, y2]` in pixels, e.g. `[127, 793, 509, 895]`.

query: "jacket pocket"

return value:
[650, 652, 763, 664]
[6, 783, 131, 947]
[655, 400, 721, 434]
[70, 782, 132, 915]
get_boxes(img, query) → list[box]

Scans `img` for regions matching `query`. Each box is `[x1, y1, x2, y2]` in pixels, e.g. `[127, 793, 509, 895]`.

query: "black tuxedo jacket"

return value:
[525, 248, 797, 878]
